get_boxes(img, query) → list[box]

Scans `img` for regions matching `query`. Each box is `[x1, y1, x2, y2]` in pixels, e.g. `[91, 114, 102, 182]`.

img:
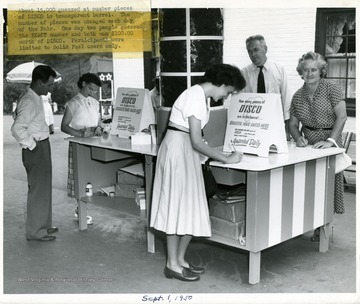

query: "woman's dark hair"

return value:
[32, 65, 57, 83]
[202, 63, 246, 91]
[77, 73, 102, 89]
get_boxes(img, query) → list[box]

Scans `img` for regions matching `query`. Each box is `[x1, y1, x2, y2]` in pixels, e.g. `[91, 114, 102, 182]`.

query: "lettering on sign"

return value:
[8, 2, 151, 56]
[224, 93, 288, 157]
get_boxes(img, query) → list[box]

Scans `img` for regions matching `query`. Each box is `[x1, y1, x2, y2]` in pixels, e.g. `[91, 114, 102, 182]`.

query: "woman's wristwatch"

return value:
[326, 137, 338, 147]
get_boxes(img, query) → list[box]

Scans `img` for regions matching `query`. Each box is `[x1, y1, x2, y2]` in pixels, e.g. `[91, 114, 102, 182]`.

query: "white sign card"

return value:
[223, 93, 288, 157]
[111, 87, 155, 138]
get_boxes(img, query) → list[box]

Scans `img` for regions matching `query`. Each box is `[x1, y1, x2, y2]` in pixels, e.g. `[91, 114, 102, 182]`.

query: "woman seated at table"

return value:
[61, 73, 103, 224]
[150, 63, 246, 282]
[289, 51, 347, 241]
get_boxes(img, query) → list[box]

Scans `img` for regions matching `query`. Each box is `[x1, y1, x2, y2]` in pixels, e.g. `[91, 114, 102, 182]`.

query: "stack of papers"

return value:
[119, 163, 144, 177]
[99, 185, 115, 196]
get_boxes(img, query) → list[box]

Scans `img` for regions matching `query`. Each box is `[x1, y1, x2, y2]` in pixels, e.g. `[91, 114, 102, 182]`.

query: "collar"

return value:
[250, 59, 269, 71]
[28, 88, 41, 102]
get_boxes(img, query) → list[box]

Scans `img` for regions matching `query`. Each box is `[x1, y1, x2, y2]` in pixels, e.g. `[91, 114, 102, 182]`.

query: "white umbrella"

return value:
[6, 61, 62, 84]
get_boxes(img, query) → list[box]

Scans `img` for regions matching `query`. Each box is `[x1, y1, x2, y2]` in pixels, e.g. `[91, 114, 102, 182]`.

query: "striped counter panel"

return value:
[245, 156, 335, 252]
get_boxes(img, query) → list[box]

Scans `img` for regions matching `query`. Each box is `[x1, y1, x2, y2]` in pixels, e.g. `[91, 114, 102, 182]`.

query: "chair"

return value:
[342, 131, 356, 191]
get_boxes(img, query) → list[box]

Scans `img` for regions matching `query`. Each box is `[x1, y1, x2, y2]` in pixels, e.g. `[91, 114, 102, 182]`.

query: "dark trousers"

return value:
[22, 138, 52, 239]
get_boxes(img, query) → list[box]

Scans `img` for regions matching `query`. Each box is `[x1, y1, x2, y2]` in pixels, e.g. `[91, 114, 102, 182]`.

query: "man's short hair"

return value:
[245, 35, 266, 47]
[32, 65, 57, 83]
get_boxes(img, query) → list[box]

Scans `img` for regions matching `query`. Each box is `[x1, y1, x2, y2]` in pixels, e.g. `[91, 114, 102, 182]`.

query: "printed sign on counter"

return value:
[223, 93, 288, 157]
[111, 87, 155, 138]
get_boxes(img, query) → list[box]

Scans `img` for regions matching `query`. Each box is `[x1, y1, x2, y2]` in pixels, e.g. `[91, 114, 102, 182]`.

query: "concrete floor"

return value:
[2, 115, 358, 304]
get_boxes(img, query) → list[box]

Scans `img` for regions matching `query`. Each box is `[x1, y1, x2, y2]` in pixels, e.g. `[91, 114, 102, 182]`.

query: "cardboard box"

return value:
[91, 147, 133, 162]
[210, 216, 246, 240]
[211, 167, 246, 186]
[115, 183, 138, 198]
[209, 198, 246, 223]
[117, 170, 144, 186]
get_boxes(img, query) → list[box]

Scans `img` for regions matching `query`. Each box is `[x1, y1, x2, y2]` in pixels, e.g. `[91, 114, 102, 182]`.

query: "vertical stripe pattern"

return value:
[313, 158, 327, 228]
[292, 162, 306, 236]
[303, 160, 316, 232]
[281, 165, 294, 241]
[256, 171, 271, 250]
[250, 157, 334, 252]
[268, 168, 283, 246]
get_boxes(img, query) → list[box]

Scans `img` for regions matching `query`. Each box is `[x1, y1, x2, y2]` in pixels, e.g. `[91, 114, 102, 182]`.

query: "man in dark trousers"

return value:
[11, 65, 59, 242]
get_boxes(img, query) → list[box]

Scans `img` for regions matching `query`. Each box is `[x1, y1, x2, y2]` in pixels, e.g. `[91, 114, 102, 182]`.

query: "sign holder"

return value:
[223, 93, 288, 157]
[111, 87, 155, 138]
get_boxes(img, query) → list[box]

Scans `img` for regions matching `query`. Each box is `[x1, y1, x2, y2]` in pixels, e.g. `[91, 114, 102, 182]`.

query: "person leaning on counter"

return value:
[289, 51, 347, 241]
[241, 34, 292, 140]
[11, 65, 59, 242]
[150, 63, 246, 282]
[61, 73, 103, 225]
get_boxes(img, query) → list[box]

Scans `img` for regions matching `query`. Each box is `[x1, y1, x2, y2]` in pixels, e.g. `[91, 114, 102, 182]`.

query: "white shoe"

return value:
[74, 208, 93, 225]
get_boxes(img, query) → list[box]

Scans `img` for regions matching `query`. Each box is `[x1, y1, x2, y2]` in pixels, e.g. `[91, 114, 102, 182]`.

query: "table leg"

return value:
[319, 223, 330, 253]
[78, 200, 88, 231]
[147, 230, 155, 253]
[145, 155, 156, 253]
[249, 251, 261, 284]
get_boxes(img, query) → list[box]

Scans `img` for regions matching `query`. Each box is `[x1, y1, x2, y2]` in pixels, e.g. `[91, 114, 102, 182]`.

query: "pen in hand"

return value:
[226, 140, 243, 163]
[230, 140, 236, 153]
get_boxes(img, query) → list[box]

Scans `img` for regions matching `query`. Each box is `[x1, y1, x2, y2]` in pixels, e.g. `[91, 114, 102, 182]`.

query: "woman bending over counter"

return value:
[150, 63, 246, 282]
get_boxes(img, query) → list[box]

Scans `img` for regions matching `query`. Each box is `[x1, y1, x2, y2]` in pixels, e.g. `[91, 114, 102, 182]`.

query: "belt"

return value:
[167, 126, 205, 137]
[36, 137, 49, 142]
[167, 126, 189, 134]
[303, 126, 332, 131]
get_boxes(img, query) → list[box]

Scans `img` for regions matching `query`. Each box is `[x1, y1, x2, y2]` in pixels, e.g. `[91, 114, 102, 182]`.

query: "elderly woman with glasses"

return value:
[61, 73, 103, 224]
[289, 51, 347, 241]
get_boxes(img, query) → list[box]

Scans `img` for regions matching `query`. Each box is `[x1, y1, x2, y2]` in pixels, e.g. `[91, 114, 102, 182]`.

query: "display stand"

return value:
[111, 87, 155, 138]
[67, 135, 343, 284]
[223, 93, 288, 157]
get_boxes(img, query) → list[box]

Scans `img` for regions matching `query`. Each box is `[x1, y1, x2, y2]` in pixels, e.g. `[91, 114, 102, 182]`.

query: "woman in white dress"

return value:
[61, 73, 103, 224]
[150, 64, 246, 281]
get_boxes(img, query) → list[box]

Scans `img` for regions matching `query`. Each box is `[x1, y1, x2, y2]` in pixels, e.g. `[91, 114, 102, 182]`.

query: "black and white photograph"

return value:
[1, 0, 358, 303]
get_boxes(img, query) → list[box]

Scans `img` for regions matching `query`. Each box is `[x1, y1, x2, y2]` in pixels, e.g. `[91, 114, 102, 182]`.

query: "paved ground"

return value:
[2, 115, 358, 304]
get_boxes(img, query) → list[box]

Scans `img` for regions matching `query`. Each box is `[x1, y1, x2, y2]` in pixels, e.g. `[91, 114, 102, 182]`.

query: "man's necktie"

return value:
[257, 66, 265, 93]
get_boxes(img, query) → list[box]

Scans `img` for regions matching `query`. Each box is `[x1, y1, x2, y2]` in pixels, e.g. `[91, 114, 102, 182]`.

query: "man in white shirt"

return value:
[11, 65, 58, 242]
[241, 35, 292, 140]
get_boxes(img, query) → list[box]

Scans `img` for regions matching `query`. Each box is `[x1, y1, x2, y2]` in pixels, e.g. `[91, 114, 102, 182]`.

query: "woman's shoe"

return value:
[184, 263, 205, 275]
[163, 267, 200, 282]
[311, 227, 320, 242]
[311, 235, 320, 242]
